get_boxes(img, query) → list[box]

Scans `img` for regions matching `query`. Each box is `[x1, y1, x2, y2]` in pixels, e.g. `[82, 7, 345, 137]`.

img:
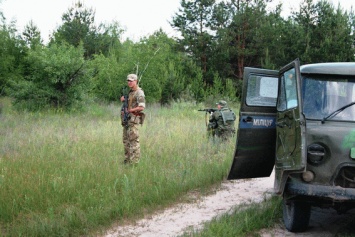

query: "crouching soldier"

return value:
[208, 100, 236, 141]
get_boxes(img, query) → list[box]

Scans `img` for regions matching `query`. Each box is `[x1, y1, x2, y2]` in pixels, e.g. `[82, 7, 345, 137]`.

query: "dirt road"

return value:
[104, 172, 355, 237]
[104, 175, 274, 237]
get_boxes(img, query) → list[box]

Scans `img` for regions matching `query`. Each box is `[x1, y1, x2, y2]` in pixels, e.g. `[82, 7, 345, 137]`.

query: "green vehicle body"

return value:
[228, 59, 355, 232]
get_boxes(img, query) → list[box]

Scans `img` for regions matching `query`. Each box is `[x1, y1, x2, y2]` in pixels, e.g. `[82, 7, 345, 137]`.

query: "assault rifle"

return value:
[121, 87, 130, 127]
[198, 108, 218, 138]
[198, 108, 217, 113]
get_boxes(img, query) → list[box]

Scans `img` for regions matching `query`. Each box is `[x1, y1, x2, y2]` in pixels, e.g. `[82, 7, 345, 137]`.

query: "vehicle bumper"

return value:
[288, 181, 355, 201]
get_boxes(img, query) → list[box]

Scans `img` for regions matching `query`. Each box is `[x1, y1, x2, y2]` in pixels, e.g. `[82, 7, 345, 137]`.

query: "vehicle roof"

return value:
[300, 62, 355, 75]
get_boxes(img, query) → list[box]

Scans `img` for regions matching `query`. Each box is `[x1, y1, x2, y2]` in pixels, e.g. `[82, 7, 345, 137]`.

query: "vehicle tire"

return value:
[282, 199, 311, 232]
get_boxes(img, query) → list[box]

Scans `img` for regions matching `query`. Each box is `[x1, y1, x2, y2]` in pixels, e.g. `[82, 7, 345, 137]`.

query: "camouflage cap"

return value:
[127, 74, 138, 81]
[216, 100, 227, 107]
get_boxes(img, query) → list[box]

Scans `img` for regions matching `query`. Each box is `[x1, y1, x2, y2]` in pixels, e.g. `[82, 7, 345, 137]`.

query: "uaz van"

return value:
[228, 59, 355, 232]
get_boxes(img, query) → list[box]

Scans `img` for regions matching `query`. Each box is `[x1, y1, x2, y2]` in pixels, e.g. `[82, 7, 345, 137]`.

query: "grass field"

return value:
[0, 97, 238, 236]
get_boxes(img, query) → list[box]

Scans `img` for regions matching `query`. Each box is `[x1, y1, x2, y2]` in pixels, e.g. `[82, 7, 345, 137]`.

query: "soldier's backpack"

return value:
[221, 110, 236, 125]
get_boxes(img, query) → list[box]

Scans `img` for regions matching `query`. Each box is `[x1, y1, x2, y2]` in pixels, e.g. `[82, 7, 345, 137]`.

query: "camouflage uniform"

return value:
[122, 87, 145, 164]
[209, 100, 236, 141]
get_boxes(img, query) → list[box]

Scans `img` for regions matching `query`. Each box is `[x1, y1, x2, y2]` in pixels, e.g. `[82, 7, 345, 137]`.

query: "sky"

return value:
[1, 0, 354, 43]
[1, 0, 182, 42]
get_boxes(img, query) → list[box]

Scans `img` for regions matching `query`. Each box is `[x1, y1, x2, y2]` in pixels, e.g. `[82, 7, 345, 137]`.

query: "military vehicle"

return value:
[228, 59, 355, 232]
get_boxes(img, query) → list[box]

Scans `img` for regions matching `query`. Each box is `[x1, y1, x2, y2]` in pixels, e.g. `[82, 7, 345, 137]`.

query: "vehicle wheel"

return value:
[282, 199, 311, 232]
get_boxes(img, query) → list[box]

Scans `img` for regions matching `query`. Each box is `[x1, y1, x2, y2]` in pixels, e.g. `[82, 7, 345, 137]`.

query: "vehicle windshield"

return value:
[302, 75, 355, 121]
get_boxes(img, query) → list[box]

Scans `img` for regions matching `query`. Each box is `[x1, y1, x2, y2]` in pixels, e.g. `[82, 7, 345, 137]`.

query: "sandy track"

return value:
[104, 175, 274, 237]
[103, 170, 355, 237]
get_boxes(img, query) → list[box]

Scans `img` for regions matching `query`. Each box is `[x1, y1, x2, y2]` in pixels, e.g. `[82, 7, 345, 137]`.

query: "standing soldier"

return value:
[208, 100, 236, 141]
[120, 74, 145, 165]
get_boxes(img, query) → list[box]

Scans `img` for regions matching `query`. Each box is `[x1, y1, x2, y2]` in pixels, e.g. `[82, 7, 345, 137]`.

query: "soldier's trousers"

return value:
[122, 123, 140, 164]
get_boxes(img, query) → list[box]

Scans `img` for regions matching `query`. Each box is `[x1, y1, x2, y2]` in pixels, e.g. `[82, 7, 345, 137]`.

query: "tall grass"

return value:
[0, 98, 238, 236]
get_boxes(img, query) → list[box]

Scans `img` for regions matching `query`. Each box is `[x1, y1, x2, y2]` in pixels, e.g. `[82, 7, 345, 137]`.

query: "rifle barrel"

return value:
[198, 108, 217, 113]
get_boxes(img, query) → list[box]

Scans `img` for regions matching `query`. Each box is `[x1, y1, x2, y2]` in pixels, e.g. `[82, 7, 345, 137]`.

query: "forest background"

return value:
[0, 0, 355, 235]
[0, 0, 354, 111]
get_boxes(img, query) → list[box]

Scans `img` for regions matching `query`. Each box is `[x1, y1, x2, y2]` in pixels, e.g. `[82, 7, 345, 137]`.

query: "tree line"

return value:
[0, 0, 354, 111]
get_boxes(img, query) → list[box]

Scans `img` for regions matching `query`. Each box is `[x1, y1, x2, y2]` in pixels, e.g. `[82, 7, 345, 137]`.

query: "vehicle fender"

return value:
[274, 169, 303, 195]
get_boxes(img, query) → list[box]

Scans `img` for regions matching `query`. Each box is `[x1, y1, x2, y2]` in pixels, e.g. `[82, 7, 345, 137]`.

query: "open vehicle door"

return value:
[228, 68, 278, 179]
[274, 59, 306, 193]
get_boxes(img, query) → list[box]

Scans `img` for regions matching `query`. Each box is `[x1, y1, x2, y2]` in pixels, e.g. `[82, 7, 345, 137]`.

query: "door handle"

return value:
[276, 121, 286, 128]
[276, 121, 291, 129]
[242, 116, 253, 123]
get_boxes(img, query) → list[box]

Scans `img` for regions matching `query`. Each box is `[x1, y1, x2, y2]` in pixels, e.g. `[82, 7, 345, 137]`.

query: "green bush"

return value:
[10, 43, 93, 111]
